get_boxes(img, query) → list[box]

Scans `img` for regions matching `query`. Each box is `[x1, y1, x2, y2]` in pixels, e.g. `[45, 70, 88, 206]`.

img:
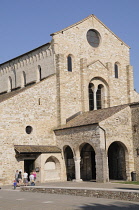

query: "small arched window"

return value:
[67, 55, 72, 72]
[88, 83, 94, 111]
[114, 63, 118, 78]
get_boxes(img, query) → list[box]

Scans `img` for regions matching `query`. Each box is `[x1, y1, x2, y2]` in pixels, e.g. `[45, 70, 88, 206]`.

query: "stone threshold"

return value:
[20, 186, 139, 202]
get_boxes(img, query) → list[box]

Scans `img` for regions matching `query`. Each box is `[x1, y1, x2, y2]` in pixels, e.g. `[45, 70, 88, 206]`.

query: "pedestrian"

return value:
[23, 171, 28, 186]
[18, 171, 22, 186]
[32, 171, 37, 181]
[13, 180, 17, 190]
[29, 172, 35, 186]
[15, 170, 19, 183]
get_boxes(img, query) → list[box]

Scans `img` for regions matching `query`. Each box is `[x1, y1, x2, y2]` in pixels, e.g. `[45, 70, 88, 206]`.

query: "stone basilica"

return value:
[0, 15, 139, 185]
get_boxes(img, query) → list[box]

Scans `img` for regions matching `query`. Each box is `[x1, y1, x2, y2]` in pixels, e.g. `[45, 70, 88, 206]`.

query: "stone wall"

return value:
[99, 106, 135, 180]
[52, 15, 135, 125]
[130, 104, 139, 180]
[0, 74, 58, 184]
[0, 44, 55, 93]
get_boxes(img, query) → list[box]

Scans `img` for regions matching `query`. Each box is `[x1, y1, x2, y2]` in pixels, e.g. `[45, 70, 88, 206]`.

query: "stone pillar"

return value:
[80, 58, 87, 112]
[96, 151, 108, 182]
[93, 88, 97, 110]
[73, 157, 82, 182]
[55, 54, 64, 126]
[126, 65, 134, 103]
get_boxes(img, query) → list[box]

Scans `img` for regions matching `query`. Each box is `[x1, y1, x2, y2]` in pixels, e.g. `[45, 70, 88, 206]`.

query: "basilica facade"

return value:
[0, 15, 139, 185]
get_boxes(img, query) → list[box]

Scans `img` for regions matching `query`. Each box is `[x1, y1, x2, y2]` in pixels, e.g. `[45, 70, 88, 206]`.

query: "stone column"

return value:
[73, 157, 82, 182]
[93, 88, 97, 110]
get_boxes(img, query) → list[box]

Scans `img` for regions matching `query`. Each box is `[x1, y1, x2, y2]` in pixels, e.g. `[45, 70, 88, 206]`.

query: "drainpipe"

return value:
[98, 125, 106, 151]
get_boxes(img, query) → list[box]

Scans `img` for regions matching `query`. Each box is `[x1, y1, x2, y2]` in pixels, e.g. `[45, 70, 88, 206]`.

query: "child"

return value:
[13, 180, 17, 190]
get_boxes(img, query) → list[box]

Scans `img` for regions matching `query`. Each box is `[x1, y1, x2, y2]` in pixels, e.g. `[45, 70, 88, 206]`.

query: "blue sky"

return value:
[0, 0, 139, 91]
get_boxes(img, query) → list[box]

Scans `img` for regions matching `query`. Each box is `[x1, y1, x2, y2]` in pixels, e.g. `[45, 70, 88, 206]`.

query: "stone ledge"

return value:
[20, 186, 139, 202]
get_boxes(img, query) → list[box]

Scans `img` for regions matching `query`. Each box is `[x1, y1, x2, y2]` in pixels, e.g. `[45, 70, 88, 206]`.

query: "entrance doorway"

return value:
[80, 143, 96, 181]
[24, 159, 35, 181]
[108, 141, 126, 180]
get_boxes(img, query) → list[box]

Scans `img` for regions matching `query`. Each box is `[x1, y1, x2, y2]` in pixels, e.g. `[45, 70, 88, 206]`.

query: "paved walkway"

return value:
[35, 180, 139, 190]
[19, 181, 139, 202]
[1, 181, 139, 201]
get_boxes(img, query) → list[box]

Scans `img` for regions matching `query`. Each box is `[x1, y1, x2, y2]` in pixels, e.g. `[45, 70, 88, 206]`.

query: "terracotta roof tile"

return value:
[55, 104, 128, 130]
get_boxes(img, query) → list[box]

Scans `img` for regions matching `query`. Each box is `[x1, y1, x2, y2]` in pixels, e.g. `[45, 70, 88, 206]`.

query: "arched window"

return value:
[8, 76, 12, 92]
[67, 55, 72, 72]
[88, 83, 94, 111]
[96, 84, 103, 109]
[114, 63, 118, 78]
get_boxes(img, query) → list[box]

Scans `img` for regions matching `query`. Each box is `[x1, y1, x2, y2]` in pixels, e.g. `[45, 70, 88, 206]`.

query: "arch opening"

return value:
[64, 146, 75, 181]
[88, 83, 94, 111]
[108, 142, 126, 180]
[80, 143, 96, 181]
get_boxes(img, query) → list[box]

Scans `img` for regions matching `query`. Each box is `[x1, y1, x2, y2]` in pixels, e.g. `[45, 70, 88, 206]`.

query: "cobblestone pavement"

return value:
[0, 187, 139, 210]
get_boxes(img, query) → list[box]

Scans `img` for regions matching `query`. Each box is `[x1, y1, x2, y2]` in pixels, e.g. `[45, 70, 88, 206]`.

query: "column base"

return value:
[72, 179, 82, 182]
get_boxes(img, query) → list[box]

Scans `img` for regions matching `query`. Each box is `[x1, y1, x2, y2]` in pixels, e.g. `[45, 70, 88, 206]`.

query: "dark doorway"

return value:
[80, 143, 96, 181]
[24, 159, 35, 181]
[108, 142, 126, 180]
[64, 146, 75, 181]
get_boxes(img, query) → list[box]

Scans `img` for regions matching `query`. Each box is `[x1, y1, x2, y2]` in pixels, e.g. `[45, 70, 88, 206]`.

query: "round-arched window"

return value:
[25, 126, 33, 134]
[87, 29, 100, 48]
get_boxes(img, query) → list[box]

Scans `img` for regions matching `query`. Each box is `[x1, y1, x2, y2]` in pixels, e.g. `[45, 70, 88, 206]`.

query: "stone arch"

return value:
[108, 141, 127, 180]
[63, 145, 75, 181]
[44, 156, 61, 181]
[79, 143, 96, 181]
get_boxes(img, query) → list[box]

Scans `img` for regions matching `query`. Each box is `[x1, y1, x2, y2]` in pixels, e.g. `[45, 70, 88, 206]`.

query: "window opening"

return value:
[96, 84, 102, 109]
[25, 126, 33, 134]
[67, 55, 72, 72]
[115, 63, 118, 78]
[88, 83, 94, 110]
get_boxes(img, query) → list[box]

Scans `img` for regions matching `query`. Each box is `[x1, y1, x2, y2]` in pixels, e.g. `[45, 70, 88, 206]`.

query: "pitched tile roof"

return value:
[55, 104, 129, 130]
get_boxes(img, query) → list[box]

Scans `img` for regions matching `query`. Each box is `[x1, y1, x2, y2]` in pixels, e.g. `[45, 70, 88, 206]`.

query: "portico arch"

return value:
[80, 143, 96, 181]
[63, 146, 75, 181]
[108, 141, 127, 180]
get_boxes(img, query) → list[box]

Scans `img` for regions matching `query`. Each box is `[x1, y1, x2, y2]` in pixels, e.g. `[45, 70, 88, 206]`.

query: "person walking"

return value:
[29, 172, 35, 186]
[23, 171, 28, 186]
[13, 180, 17, 190]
